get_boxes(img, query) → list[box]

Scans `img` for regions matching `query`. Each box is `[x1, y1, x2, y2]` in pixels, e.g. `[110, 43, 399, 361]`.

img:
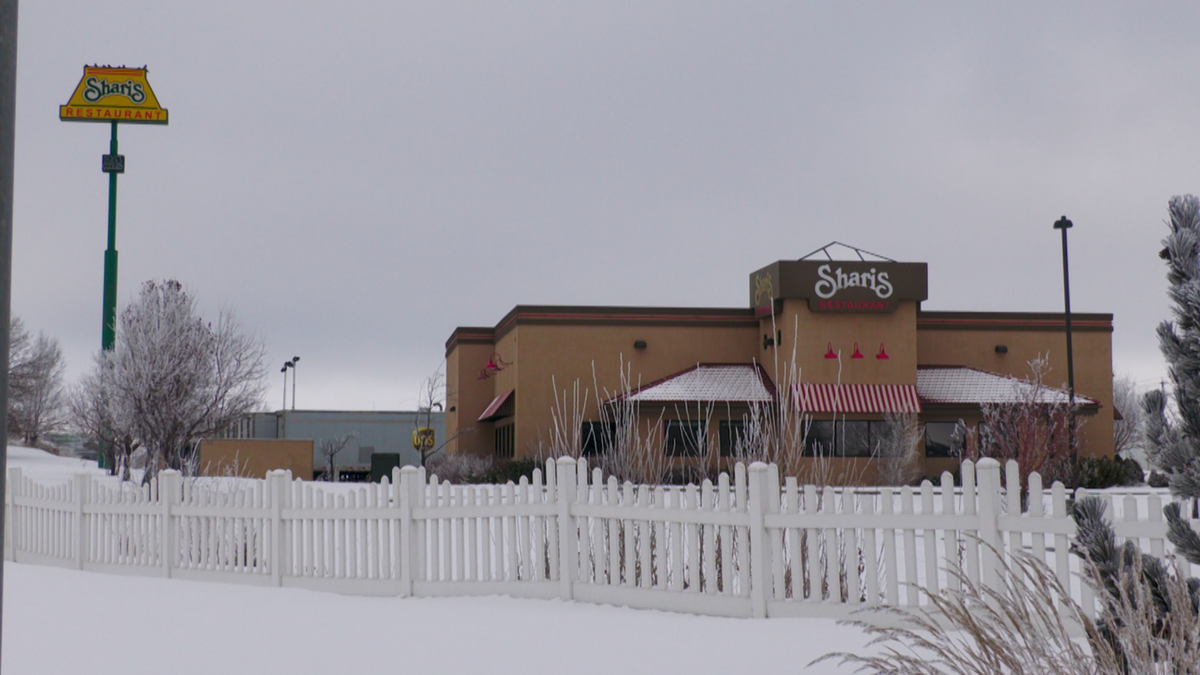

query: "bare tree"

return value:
[318, 431, 357, 481]
[7, 324, 66, 445]
[413, 363, 476, 467]
[872, 411, 923, 486]
[967, 355, 1082, 490]
[68, 357, 136, 479]
[1112, 373, 1145, 460]
[82, 280, 267, 483]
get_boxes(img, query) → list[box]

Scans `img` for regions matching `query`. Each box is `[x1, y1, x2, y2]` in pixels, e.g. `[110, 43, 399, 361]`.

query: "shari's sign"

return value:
[60, 66, 169, 125]
[749, 260, 927, 313]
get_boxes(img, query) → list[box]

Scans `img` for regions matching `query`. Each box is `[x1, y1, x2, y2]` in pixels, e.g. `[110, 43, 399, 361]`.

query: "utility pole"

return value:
[0, 0, 20, 668]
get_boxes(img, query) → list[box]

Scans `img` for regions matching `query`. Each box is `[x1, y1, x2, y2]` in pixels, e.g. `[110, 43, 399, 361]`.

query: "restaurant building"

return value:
[444, 244, 1113, 482]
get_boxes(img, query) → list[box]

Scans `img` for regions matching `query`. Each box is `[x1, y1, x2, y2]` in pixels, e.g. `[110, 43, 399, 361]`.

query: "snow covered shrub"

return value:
[427, 454, 495, 484]
[483, 457, 540, 484]
[1073, 456, 1143, 489]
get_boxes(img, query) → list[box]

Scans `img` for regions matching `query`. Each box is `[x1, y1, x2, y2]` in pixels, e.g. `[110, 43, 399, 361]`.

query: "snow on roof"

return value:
[916, 366, 1098, 406]
[616, 364, 776, 403]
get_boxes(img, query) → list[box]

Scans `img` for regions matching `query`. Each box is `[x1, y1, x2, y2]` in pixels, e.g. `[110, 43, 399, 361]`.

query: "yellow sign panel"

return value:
[413, 428, 436, 451]
[60, 66, 168, 125]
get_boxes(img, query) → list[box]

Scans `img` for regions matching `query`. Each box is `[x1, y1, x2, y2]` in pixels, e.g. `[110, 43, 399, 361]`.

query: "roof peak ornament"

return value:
[798, 241, 896, 262]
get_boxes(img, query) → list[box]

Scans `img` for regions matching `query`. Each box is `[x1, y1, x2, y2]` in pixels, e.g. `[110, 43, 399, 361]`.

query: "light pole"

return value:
[290, 356, 299, 410]
[1053, 215, 1076, 453]
[280, 362, 290, 410]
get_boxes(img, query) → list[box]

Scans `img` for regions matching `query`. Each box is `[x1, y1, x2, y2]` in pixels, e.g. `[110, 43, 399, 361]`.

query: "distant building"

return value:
[230, 410, 446, 480]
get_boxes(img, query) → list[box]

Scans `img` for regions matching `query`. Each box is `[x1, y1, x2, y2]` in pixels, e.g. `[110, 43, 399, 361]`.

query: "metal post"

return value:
[0, 0, 19, 667]
[291, 357, 297, 410]
[1053, 216, 1076, 453]
[281, 364, 288, 410]
[102, 122, 119, 351]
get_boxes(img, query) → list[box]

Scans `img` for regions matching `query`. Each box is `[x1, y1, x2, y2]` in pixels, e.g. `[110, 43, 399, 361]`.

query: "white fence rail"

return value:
[5, 457, 1199, 619]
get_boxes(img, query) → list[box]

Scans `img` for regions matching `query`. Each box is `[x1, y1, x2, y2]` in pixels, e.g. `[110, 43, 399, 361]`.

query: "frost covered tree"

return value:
[1063, 195, 1200, 670]
[1142, 195, 1200, 510]
[68, 360, 136, 479]
[1111, 373, 1144, 460]
[7, 318, 67, 445]
[79, 280, 267, 482]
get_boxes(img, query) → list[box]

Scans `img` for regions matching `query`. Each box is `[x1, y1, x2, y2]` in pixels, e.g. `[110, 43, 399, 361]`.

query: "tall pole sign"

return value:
[60, 65, 168, 350]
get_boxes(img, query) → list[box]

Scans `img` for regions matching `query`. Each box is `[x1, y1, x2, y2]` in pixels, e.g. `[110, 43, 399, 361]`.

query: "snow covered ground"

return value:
[3, 447, 874, 674]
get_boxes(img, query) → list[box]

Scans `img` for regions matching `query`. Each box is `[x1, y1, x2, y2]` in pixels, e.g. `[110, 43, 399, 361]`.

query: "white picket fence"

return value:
[5, 457, 1199, 619]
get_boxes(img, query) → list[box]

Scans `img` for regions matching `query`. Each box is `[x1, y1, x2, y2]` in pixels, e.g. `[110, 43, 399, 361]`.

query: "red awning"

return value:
[795, 383, 921, 414]
[478, 389, 515, 422]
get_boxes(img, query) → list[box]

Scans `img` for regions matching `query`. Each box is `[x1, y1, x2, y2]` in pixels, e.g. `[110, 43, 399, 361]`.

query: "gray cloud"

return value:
[12, 2, 1192, 410]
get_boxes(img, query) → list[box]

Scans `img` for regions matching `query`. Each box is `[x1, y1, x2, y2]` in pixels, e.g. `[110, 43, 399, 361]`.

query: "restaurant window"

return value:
[840, 421, 873, 457]
[924, 422, 960, 458]
[804, 421, 836, 457]
[805, 420, 894, 457]
[581, 422, 616, 457]
[665, 421, 706, 457]
[719, 420, 747, 457]
[495, 424, 515, 458]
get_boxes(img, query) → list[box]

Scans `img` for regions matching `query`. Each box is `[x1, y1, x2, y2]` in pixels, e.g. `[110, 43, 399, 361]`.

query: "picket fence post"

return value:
[73, 473, 88, 570]
[556, 457, 577, 600]
[974, 458, 1004, 593]
[6, 467, 19, 562]
[399, 465, 418, 596]
[747, 462, 770, 618]
[158, 470, 181, 578]
[268, 469, 289, 586]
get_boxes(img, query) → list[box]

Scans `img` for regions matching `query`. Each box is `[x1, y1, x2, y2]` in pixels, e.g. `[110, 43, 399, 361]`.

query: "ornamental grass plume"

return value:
[811, 545, 1101, 674]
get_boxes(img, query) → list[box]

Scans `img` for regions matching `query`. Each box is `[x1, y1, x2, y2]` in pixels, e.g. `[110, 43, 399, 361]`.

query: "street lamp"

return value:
[281, 362, 291, 411]
[289, 356, 299, 410]
[1053, 215, 1076, 453]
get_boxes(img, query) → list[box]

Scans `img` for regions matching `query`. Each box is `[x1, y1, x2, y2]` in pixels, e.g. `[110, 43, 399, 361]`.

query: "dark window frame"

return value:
[664, 420, 707, 457]
[581, 421, 617, 457]
[718, 420, 747, 457]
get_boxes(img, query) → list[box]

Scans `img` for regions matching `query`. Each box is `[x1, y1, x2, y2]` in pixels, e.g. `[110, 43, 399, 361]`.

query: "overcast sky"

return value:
[9, 2, 1195, 411]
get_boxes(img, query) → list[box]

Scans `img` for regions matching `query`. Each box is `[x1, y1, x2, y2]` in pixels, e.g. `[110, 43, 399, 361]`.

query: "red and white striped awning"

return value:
[794, 383, 921, 414]
[478, 389, 515, 422]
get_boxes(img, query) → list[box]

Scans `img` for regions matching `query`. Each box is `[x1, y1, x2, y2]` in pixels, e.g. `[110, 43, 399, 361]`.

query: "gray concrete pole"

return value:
[0, 0, 19, 669]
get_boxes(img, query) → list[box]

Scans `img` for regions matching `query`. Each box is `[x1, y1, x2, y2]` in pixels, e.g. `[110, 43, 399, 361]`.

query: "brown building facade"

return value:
[444, 249, 1114, 482]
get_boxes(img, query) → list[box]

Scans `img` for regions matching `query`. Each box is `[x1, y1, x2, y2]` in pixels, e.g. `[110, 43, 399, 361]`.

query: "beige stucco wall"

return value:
[916, 326, 1114, 458]
[446, 340, 500, 457]
[759, 299, 919, 387]
[509, 323, 759, 458]
[198, 439, 314, 480]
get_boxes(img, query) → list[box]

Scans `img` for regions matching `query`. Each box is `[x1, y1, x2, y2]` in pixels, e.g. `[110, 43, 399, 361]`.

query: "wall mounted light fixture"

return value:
[876, 343, 889, 360]
[851, 342, 864, 359]
[824, 342, 837, 359]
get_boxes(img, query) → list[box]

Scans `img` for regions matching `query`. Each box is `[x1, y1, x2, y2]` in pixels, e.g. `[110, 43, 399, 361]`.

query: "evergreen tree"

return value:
[1144, 194, 1200, 507]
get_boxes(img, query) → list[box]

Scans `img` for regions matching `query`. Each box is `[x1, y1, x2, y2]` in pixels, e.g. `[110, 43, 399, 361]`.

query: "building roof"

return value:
[614, 364, 776, 403]
[916, 366, 1098, 407]
[603, 363, 1099, 411]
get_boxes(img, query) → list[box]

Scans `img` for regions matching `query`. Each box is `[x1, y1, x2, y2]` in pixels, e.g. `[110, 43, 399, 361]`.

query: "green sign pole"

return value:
[102, 120, 119, 351]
